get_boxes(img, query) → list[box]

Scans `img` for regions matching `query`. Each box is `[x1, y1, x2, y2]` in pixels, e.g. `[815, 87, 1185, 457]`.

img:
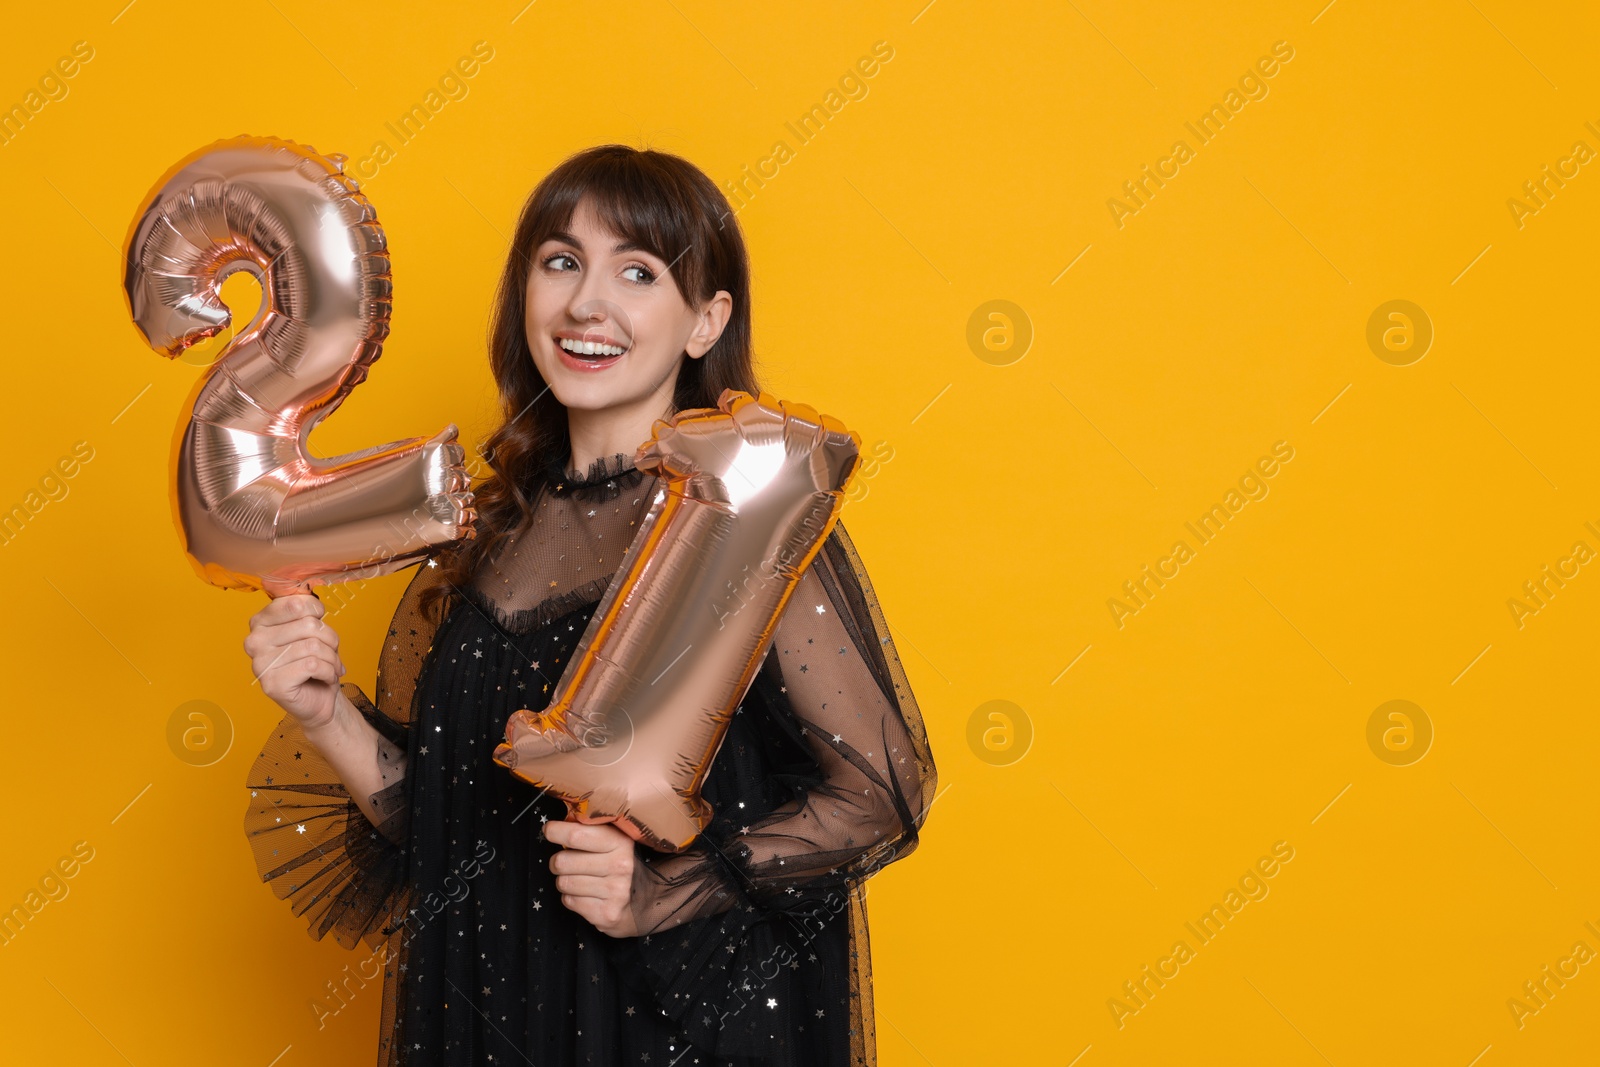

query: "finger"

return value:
[260, 616, 340, 659]
[276, 637, 340, 670]
[292, 646, 340, 685]
[544, 821, 597, 854]
[544, 819, 603, 850]
[549, 849, 614, 877]
[554, 821, 626, 853]
[257, 641, 339, 684]
[554, 873, 613, 899]
[258, 593, 324, 625]
[251, 642, 301, 686]
[300, 617, 340, 655]
[562, 824, 608, 853]
[302, 654, 340, 687]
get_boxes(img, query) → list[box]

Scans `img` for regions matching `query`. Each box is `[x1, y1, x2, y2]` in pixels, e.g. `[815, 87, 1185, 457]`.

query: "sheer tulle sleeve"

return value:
[625, 520, 936, 932]
[242, 556, 453, 951]
[605, 518, 938, 1056]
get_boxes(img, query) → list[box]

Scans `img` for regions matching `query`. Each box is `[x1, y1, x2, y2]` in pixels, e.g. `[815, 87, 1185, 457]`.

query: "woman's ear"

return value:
[686, 290, 733, 359]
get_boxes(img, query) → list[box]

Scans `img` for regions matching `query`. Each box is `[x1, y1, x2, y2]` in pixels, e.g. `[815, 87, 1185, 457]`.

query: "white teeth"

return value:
[558, 337, 626, 357]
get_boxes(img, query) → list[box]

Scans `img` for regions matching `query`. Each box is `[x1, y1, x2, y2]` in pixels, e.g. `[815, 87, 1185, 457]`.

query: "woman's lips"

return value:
[555, 340, 626, 373]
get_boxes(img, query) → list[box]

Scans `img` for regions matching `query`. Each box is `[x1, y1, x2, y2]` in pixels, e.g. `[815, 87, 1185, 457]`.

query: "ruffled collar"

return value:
[538, 448, 649, 500]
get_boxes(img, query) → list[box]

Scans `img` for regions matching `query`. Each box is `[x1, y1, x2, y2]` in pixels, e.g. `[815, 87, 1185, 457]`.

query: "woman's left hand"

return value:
[545, 818, 641, 938]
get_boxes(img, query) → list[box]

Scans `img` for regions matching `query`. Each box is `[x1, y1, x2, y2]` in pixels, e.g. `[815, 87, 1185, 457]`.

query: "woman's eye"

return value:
[543, 252, 577, 272]
[623, 264, 656, 285]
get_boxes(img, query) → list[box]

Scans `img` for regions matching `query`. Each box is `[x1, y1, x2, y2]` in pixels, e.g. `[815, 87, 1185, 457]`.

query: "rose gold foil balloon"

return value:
[493, 390, 861, 853]
[122, 134, 475, 597]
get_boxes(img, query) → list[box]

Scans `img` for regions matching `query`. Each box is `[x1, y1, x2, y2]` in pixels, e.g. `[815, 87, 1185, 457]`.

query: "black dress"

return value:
[244, 451, 937, 1066]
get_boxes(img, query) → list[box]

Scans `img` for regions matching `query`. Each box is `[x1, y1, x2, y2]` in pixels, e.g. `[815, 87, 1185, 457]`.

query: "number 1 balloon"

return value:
[493, 390, 862, 853]
[122, 134, 475, 597]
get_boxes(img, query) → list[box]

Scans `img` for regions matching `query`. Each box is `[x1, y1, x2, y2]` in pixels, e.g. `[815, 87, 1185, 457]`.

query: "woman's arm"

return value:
[302, 687, 405, 830]
[242, 556, 452, 948]
[243, 588, 411, 833]
[622, 522, 939, 936]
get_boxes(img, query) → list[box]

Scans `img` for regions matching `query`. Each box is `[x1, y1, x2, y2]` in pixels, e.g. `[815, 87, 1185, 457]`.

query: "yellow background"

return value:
[2, 1, 1597, 1063]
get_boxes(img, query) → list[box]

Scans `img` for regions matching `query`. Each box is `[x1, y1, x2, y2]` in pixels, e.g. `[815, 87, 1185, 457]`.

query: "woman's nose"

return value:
[567, 269, 610, 320]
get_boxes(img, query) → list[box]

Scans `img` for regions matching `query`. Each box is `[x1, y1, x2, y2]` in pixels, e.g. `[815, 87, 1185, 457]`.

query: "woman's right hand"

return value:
[244, 593, 347, 732]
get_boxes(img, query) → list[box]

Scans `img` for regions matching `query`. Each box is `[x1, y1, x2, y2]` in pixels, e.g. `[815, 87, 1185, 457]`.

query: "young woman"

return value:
[242, 145, 937, 1066]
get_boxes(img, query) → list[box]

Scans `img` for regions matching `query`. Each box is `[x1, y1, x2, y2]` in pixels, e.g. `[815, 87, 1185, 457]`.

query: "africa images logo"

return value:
[1106, 41, 1296, 229]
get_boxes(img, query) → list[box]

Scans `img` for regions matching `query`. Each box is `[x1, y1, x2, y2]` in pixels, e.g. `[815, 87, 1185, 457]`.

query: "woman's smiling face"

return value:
[526, 196, 727, 416]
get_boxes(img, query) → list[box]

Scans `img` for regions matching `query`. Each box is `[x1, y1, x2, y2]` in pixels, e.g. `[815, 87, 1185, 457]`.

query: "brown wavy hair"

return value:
[420, 144, 760, 623]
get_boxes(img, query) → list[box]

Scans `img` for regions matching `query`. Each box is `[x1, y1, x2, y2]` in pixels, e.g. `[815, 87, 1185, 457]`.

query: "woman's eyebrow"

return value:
[548, 230, 655, 257]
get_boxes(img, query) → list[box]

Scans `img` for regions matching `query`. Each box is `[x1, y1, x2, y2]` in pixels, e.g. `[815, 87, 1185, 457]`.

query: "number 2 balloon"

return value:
[122, 134, 475, 597]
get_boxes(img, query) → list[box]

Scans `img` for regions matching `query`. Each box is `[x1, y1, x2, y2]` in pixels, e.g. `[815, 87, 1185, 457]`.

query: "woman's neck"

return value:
[565, 395, 675, 475]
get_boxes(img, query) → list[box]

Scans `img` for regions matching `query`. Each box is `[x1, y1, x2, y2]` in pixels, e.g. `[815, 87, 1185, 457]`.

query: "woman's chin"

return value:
[546, 378, 636, 414]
